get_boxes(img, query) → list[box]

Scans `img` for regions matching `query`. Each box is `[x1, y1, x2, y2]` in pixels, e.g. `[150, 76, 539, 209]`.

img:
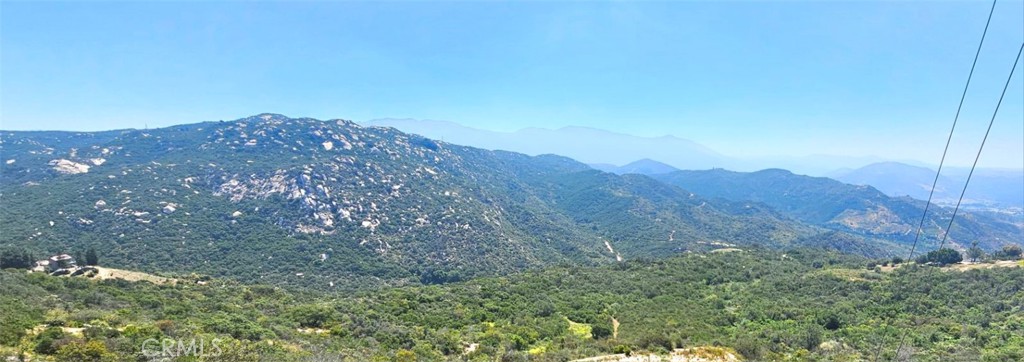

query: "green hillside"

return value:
[2, 249, 1021, 361]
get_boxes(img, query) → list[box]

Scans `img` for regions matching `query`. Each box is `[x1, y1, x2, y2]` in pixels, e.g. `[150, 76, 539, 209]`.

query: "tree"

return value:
[821, 314, 842, 330]
[289, 305, 337, 328]
[966, 241, 984, 263]
[994, 244, 1023, 260]
[591, 324, 612, 339]
[804, 325, 823, 351]
[917, 248, 963, 266]
[85, 248, 99, 266]
[0, 247, 34, 269]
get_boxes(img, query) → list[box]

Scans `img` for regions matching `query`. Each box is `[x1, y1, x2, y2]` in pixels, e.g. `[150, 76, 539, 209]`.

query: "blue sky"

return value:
[2, 1, 1022, 168]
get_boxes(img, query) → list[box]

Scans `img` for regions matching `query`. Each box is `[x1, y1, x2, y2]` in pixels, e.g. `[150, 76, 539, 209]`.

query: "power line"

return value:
[937, 42, 1024, 251]
[892, 41, 1023, 362]
[873, 3, 999, 360]
[905, 0, 997, 262]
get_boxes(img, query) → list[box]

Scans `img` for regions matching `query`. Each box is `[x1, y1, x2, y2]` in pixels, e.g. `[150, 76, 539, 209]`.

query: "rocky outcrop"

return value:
[49, 159, 91, 174]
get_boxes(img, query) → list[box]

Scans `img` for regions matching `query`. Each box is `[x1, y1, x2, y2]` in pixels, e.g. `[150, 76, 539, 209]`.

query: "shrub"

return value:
[732, 337, 763, 360]
[289, 305, 337, 329]
[591, 324, 612, 340]
[34, 327, 66, 355]
[56, 340, 112, 362]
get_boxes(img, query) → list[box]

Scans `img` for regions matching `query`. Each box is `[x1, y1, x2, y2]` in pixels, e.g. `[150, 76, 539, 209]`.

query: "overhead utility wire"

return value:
[893, 41, 1024, 361]
[905, 0, 998, 262]
[871, 3, 999, 361]
[936, 42, 1024, 251]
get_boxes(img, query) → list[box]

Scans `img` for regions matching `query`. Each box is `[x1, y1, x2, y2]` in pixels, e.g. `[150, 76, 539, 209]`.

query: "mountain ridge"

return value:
[362, 118, 728, 170]
[1, 114, 824, 290]
[834, 161, 1024, 211]
[652, 168, 1023, 253]
[362, 118, 1019, 176]
[588, 159, 680, 176]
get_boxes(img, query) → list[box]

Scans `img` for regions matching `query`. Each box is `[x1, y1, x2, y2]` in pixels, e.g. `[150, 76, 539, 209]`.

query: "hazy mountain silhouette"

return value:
[364, 119, 729, 170]
[590, 159, 680, 175]
[833, 162, 1023, 209]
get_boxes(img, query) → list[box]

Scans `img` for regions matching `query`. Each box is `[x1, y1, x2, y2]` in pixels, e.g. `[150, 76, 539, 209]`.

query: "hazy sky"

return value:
[2, 1, 1022, 168]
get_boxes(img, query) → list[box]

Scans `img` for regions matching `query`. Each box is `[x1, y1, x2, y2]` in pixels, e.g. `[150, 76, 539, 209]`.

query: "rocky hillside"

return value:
[1, 114, 815, 289]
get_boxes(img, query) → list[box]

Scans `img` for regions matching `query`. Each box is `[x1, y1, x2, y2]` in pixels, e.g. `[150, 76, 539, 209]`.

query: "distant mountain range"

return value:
[362, 119, 935, 176]
[589, 159, 680, 175]
[832, 162, 1024, 210]
[363, 119, 1022, 211]
[652, 169, 1023, 254]
[364, 118, 730, 170]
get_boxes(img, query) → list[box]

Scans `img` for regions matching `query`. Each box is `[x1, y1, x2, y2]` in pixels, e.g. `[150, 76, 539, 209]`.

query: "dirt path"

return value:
[944, 260, 1021, 271]
[877, 260, 1021, 273]
[91, 266, 177, 285]
[572, 347, 741, 362]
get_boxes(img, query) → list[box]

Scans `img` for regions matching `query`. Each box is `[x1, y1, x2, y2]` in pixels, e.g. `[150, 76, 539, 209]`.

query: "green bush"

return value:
[612, 344, 632, 355]
[34, 327, 66, 355]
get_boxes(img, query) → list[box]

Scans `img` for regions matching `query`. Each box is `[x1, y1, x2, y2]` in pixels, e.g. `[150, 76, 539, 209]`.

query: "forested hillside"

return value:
[1, 249, 1021, 361]
[653, 169, 1023, 253]
[2, 115, 819, 289]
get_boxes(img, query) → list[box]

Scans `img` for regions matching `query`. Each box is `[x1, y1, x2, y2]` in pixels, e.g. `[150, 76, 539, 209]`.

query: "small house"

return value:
[48, 254, 77, 273]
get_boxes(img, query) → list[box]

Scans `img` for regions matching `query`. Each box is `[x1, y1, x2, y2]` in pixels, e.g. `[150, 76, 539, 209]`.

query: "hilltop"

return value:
[1, 114, 816, 289]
